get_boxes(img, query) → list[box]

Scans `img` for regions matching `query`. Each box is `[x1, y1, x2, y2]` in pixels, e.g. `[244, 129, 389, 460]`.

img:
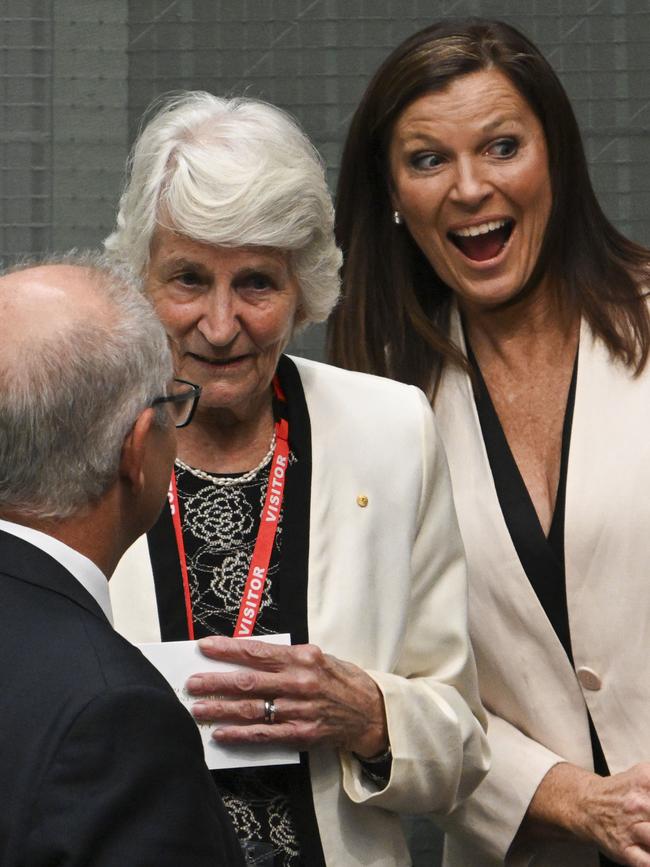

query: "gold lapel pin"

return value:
[356, 495, 369, 508]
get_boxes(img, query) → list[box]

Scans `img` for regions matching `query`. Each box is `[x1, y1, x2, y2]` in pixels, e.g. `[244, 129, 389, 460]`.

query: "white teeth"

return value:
[452, 219, 509, 238]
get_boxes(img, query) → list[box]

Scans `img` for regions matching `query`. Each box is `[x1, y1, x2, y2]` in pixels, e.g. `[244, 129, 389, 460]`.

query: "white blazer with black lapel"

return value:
[436, 310, 650, 867]
[111, 354, 489, 867]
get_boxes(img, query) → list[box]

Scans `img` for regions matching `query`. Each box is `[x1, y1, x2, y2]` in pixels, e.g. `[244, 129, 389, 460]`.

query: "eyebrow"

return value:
[236, 265, 279, 275]
[232, 263, 288, 284]
[158, 257, 206, 273]
[481, 114, 521, 133]
[158, 257, 287, 279]
[397, 112, 523, 144]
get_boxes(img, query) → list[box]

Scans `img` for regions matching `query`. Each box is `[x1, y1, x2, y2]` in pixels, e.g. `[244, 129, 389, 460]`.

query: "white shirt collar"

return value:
[0, 519, 113, 624]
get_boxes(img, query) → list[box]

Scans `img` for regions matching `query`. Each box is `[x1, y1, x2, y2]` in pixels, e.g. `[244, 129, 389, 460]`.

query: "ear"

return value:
[293, 306, 308, 330]
[119, 407, 157, 495]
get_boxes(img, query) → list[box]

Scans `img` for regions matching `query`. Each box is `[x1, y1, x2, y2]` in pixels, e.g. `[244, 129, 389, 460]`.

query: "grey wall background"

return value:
[2, 0, 650, 361]
[1, 2, 649, 863]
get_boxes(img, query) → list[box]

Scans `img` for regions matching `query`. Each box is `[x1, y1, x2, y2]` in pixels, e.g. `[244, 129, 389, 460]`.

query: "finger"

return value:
[212, 720, 325, 749]
[185, 667, 319, 699]
[632, 823, 650, 849]
[198, 637, 328, 676]
[197, 636, 294, 670]
[623, 844, 650, 867]
[192, 697, 317, 725]
[192, 697, 268, 725]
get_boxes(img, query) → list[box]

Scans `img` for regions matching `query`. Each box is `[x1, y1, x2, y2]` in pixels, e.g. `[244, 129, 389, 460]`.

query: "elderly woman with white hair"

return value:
[105, 91, 489, 866]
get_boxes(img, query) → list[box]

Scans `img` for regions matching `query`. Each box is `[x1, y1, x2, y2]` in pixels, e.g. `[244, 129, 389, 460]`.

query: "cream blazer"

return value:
[435, 314, 650, 867]
[110, 356, 489, 867]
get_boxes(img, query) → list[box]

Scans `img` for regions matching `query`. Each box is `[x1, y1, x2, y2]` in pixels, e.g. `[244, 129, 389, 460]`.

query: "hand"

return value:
[185, 636, 388, 757]
[523, 761, 650, 866]
[578, 764, 650, 866]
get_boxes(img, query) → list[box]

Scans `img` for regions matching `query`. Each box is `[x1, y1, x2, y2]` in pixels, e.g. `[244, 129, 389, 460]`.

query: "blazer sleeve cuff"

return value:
[438, 711, 565, 863]
[339, 669, 490, 815]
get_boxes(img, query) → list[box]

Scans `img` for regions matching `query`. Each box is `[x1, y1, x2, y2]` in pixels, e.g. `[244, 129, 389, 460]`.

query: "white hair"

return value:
[104, 92, 342, 325]
[0, 251, 172, 519]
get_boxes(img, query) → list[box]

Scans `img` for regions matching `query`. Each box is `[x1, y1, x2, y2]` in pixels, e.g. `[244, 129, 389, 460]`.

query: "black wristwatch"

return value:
[355, 745, 393, 787]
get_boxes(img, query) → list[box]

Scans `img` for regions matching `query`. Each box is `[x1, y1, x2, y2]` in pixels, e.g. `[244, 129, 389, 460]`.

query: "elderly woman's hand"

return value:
[185, 636, 389, 758]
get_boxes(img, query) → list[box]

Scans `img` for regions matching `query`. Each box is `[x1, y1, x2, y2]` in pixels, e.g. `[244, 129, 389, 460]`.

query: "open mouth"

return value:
[448, 218, 514, 262]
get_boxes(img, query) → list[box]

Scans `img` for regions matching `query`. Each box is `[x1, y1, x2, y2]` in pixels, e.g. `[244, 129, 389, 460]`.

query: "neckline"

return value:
[174, 430, 277, 487]
[466, 340, 578, 545]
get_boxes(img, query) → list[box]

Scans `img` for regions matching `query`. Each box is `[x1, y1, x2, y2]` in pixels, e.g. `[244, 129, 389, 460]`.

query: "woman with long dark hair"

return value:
[330, 18, 650, 867]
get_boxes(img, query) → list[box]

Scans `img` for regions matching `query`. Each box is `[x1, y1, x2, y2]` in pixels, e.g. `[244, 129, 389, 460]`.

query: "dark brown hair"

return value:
[328, 18, 650, 395]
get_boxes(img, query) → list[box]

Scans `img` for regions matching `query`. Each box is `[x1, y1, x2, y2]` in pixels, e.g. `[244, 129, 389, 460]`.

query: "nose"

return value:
[197, 286, 241, 347]
[449, 156, 492, 209]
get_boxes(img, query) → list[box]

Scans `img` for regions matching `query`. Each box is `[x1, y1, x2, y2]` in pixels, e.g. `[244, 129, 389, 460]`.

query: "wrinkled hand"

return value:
[525, 762, 650, 866]
[579, 763, 650, 866]
[185, 636, 388, 757]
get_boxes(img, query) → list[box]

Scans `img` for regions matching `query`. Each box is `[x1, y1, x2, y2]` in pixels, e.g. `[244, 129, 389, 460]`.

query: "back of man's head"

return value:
[0, 252, 172, 519]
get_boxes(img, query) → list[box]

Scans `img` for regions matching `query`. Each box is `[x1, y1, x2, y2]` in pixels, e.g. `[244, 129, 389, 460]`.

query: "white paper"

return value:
[138, 634, 300, 770]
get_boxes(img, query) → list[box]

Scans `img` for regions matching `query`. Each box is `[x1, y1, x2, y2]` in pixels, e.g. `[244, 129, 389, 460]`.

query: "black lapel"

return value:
[275, 354, 312, 644]
[276, 356, 326, 867]
[145, 501, 190, 641]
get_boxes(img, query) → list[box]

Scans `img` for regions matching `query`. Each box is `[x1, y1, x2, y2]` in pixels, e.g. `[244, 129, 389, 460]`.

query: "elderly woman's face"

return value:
[389, 68, 552, 312]
[146, 228, 301, 420]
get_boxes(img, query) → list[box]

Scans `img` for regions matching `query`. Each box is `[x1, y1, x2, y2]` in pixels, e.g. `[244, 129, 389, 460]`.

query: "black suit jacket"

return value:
[0, 530, 244, 866]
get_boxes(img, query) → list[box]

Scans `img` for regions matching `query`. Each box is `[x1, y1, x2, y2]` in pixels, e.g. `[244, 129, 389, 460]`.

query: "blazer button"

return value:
[576, 667, 602, 691]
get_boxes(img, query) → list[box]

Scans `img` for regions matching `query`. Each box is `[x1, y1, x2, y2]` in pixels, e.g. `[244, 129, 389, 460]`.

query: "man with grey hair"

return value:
[0, 255, 243, 866]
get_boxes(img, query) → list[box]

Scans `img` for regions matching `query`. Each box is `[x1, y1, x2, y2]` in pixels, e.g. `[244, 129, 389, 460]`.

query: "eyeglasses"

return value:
[152, 378, 202, 428]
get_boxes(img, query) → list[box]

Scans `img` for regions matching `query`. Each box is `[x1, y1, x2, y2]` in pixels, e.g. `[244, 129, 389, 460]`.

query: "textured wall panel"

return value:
[51, 0, 128, 250]
[1, 1, 649, 357]
[0, 1, 52, 262]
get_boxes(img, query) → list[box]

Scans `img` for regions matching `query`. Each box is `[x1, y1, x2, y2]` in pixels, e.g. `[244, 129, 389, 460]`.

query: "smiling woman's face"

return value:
[146, 227, 301, 422]
[389, 68, 552, 314]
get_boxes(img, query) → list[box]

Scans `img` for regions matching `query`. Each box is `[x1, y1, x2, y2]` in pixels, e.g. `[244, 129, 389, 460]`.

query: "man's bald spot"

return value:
[0, 264, 115, 362]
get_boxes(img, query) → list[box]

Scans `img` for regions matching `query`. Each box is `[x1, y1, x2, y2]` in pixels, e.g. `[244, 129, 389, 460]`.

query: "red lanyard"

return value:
[168, 377, 289, 640]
